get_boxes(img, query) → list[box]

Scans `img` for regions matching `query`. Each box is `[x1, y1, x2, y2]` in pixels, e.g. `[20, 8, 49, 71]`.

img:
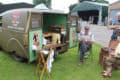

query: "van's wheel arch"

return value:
[7, 39, 28, 63]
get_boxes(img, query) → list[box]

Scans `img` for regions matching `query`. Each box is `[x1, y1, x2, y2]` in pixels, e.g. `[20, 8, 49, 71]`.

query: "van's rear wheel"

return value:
[54, 49, 59, 58]
[0, 46, 2, 50]
[9, 51, 27, 63]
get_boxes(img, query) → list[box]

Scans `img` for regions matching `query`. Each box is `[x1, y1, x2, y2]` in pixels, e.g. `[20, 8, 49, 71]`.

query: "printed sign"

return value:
[69, 27, 77, 48]
[29, 30, 42, 62]
[8, 11, 24, 31]
[12, 11, 21, 27]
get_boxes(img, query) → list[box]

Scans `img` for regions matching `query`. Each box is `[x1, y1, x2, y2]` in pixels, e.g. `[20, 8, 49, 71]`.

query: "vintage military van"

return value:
[0, 8, 68, 62]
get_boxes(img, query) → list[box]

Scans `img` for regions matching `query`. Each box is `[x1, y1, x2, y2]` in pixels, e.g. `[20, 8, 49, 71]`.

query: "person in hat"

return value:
[77, 26, 95, 64]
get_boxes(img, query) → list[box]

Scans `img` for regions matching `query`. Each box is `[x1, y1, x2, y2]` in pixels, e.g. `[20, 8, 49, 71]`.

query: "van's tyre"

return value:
[0, 46, 2, 50]
[10, 51, 27, 63]
[8, 51, 15, 55]
[54, 49, 59, 58]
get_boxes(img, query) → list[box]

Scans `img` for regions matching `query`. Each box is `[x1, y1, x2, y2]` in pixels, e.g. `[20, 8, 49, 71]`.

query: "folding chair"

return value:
[34, 48, 52, 80]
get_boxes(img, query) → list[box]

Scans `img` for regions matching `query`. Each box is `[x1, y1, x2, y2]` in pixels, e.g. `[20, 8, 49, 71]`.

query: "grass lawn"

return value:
[0, 44, 120, 80]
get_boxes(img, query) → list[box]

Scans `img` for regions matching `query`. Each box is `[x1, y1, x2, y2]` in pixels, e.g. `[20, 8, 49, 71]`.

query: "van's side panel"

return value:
[0, 10, 29, 58]
[29, 30, 42, 62]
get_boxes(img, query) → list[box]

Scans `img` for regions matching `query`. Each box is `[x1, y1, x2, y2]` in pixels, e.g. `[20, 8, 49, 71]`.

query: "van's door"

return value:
[29, 13, 43, 62]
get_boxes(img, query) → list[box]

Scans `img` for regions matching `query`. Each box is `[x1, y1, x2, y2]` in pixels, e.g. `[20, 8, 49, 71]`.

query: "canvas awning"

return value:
[71, 1, 108, 16]
[34, 3, 49, 9]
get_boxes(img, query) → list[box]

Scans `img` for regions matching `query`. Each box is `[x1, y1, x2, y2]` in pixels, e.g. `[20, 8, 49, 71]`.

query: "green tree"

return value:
[0, 3, 2, 5]
[33, 0, 51, 8]
[95, 0, 109, 3]
[69, 3, 77, 11]
[79, 0, 109, 3]
[79, 0, 95, 2]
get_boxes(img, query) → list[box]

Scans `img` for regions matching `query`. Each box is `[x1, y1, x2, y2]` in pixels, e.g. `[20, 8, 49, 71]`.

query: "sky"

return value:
[0, 0, 119, 13]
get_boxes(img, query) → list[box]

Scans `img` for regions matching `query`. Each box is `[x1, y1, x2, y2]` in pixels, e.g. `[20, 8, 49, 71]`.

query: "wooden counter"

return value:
[43, 43, 66, 49]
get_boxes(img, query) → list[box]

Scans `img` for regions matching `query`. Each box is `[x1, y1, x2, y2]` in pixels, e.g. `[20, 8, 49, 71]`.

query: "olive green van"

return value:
[0, 8, 68, 62]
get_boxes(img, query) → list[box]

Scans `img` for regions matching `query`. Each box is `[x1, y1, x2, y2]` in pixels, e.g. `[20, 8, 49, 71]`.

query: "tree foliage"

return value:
[33, 0, 51, 8]
[79, 0, 109, 3]
[69, 4, 77, 11]
[0, 3, 2, 5]
[79, 0, 94, 2]
[95, 0, 109, 3]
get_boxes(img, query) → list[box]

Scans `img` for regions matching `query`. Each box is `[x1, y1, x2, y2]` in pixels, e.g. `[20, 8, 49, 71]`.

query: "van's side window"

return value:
[0, 16, 2, 27]
[31, 18, 39, 28]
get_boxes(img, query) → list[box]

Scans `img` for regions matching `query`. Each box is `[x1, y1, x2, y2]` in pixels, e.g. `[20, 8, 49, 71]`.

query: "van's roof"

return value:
[0, 8, 67, 16]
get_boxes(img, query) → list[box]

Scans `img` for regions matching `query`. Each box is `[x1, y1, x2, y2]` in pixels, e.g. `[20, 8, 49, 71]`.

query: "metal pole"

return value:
[98, 6, 102, 25]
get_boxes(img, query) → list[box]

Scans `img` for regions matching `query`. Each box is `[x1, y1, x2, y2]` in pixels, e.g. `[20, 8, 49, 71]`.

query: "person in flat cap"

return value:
[77, 26, 95, 64]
